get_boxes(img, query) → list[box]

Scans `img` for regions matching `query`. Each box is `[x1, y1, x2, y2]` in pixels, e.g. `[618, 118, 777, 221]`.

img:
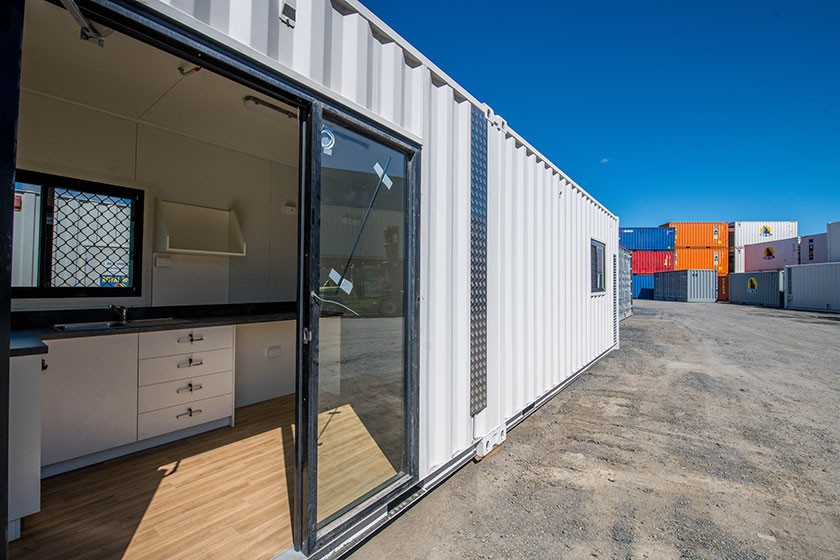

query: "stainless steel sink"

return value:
[53, 317, 188, 332]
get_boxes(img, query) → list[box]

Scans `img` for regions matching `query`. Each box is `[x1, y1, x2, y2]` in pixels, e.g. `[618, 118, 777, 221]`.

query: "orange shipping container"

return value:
[674, 247, 729, 275]
[661, 222, 728, 248]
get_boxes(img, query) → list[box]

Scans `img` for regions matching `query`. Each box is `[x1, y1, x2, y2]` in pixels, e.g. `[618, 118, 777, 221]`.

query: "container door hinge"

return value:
[302, 327, 312, 345]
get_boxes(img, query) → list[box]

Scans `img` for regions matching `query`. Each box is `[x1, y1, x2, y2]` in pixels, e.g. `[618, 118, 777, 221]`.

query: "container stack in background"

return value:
[730, 221, 798, 273]
[783, 222, 839, 312]
[619, 227, 675, 300]
[661, 222, 728, 300]
[729, 221, 798, 308]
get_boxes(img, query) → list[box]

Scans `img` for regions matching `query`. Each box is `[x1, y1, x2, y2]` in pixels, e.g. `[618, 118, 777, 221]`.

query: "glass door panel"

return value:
[315, 120, 408, 526]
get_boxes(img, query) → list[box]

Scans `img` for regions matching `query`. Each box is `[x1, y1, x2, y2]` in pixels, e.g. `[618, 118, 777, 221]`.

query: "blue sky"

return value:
[362, 0, 839, 235]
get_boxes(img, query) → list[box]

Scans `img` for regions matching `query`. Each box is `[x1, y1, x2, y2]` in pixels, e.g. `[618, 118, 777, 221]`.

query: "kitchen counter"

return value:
[10, 303, 300, 357]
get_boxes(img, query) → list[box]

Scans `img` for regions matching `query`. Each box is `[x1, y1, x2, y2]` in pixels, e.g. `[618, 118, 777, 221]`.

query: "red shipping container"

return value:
[718, 276, 729, 302]
[631, 251, 675, 274]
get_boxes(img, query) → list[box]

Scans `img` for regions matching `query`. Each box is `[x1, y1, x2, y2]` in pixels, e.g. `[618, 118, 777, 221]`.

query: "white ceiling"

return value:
[21, 0, 300, 168]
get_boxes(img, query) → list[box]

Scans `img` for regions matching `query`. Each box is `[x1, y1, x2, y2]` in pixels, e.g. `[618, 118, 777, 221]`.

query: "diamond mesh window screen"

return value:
[11, 169, 143, 297]
[51, 189, 134, 288]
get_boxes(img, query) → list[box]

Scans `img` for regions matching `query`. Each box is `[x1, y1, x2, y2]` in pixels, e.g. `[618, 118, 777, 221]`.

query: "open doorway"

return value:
[8, 2, 419, 558]
[10, 2, 302, 557]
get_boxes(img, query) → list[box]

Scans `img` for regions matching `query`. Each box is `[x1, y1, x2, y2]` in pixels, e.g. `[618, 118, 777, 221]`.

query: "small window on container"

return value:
[12, 169, 144, 298]
[591, 239, 606, 293]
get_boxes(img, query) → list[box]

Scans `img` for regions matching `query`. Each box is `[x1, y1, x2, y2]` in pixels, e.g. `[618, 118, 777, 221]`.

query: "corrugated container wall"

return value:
[631, 251, 674, 274]
[799, 233, 828, 264]
[619, 247, 632, 320]
[146, 0, 620, 480]
[785, 263, 840, 313]
[730, 221, 798, 248]
[744, 237, 799, 272]
[718, 276, 729, 302]
[729, 271, 784, 308]
[619, 227, 675, 250]
[662, 222, 728, 248]
[632, 275, 655, 299]
[675, 248, 728, 275]
[654, 270, 717, 303]
[828, 222, 840, 262]
[484, 120, 619, 449]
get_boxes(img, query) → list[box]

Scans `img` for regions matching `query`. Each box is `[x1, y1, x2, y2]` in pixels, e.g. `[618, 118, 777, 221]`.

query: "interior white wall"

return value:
[234, 321, 296, 406]
[15, 90, 299, 308]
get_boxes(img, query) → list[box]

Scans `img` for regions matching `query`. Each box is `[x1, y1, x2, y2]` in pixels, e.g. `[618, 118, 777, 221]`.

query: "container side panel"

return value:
[785, 263, 840, 312]
[744, 237, 799, 272]
[732, 221, 798, 248]
[729, 271, 784, 307]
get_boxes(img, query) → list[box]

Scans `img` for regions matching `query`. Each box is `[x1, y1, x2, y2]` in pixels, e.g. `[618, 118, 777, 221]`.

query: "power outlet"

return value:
[265, 345, 282, 358]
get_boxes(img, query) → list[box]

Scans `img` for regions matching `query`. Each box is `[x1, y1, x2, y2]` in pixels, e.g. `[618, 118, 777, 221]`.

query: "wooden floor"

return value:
[11, 395, 396, 560]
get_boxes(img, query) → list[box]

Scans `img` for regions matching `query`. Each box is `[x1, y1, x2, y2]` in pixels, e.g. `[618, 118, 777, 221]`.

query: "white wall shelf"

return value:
[156, 200, 246, 257]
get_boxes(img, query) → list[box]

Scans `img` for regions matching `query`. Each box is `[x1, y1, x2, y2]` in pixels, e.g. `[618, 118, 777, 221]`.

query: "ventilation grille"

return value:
[613, 254, 618, 344]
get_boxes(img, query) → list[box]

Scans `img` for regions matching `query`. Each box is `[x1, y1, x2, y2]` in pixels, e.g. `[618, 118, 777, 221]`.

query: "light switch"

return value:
[265, 345, 282, 358]
[155, 256, 172, 268]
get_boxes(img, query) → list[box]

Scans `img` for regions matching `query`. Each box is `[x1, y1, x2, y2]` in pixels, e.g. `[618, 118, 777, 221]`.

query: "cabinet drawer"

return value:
[138, 394, 232, 440]
[139, 325, 233, 359]
[139, 348, 232, 386]
[138, 371, 232, 414]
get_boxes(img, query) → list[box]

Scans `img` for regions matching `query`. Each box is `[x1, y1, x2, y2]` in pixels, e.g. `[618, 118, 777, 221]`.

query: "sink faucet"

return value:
[109, 304, 128, 324]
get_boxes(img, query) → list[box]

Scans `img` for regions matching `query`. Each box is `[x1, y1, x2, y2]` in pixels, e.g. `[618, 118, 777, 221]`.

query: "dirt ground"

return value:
[351, 300, 840, 559]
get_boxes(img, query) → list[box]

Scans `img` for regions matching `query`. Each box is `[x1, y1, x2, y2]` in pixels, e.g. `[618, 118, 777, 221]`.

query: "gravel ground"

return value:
[351, 300, 840, 560]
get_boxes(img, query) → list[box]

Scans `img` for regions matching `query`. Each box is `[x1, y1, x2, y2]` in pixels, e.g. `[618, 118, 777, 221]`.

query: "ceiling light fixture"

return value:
[243, 96, 297, 120]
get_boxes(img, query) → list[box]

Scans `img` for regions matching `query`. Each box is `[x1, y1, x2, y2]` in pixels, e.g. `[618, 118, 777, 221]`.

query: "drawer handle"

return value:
[176, 382, 204, 394]
[176, 407, 202, 420]
[177, 334, 205, 344]
[177, 358, 204, 369]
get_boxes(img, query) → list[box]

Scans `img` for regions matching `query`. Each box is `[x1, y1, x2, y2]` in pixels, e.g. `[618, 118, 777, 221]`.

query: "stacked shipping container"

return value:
[661, 222, 729, 288]
[730, 221, 798, 274]
[620, 227, 675, 300]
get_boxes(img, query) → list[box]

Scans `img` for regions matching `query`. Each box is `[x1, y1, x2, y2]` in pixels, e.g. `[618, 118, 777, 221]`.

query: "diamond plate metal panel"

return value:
[470, 105, 488, 416]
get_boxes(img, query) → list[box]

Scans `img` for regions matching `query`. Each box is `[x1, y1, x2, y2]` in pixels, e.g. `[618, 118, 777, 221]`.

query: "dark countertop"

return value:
[10, 302, 298, 358]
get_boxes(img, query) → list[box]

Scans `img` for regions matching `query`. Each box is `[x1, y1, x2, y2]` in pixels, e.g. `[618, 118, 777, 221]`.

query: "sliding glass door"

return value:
[299, 110, 418, 551]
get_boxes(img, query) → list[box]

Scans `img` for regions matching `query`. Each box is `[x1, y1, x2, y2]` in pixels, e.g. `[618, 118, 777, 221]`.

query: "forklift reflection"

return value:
[320, 226, 403, 317]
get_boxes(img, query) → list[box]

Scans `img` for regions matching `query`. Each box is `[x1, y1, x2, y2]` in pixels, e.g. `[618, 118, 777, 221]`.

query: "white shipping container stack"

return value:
[744, 237, 799, 272]
[730, 221, 798, 273]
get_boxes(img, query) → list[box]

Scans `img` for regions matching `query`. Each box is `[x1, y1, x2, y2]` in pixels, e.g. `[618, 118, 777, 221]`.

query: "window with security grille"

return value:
[591, 239, 605, 293]
[11, 169, 144, 297]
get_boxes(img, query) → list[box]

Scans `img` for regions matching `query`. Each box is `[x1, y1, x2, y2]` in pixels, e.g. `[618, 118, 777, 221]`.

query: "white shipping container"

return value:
[799, 233, 829, 265]
[828, 221, 840, 263]
[785, 263, 840, 313]
[730, 221, 798, 248]
[744, 237, 799, 272]
[9, 1, 620, 558]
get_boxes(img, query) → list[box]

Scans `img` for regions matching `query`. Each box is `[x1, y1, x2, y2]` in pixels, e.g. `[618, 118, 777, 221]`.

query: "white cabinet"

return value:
[9, 355, 41, 540]
[42, 334, 139, 466]
[137, 326, 234, 441]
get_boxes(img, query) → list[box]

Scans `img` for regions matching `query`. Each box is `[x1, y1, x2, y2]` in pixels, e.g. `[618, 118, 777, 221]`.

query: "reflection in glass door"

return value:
[314, 120, 408, 526]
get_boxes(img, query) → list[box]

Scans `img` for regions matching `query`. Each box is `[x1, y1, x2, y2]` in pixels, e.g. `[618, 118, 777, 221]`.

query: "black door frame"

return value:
[1, 2, 26, 559]
[3, 1, 421, 558]
[302, 106, 421, 555]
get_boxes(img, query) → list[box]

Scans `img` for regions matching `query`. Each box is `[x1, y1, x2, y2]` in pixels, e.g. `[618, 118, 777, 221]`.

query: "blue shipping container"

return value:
[619, 227, 676, 251]
[632, 275, 655, 299]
